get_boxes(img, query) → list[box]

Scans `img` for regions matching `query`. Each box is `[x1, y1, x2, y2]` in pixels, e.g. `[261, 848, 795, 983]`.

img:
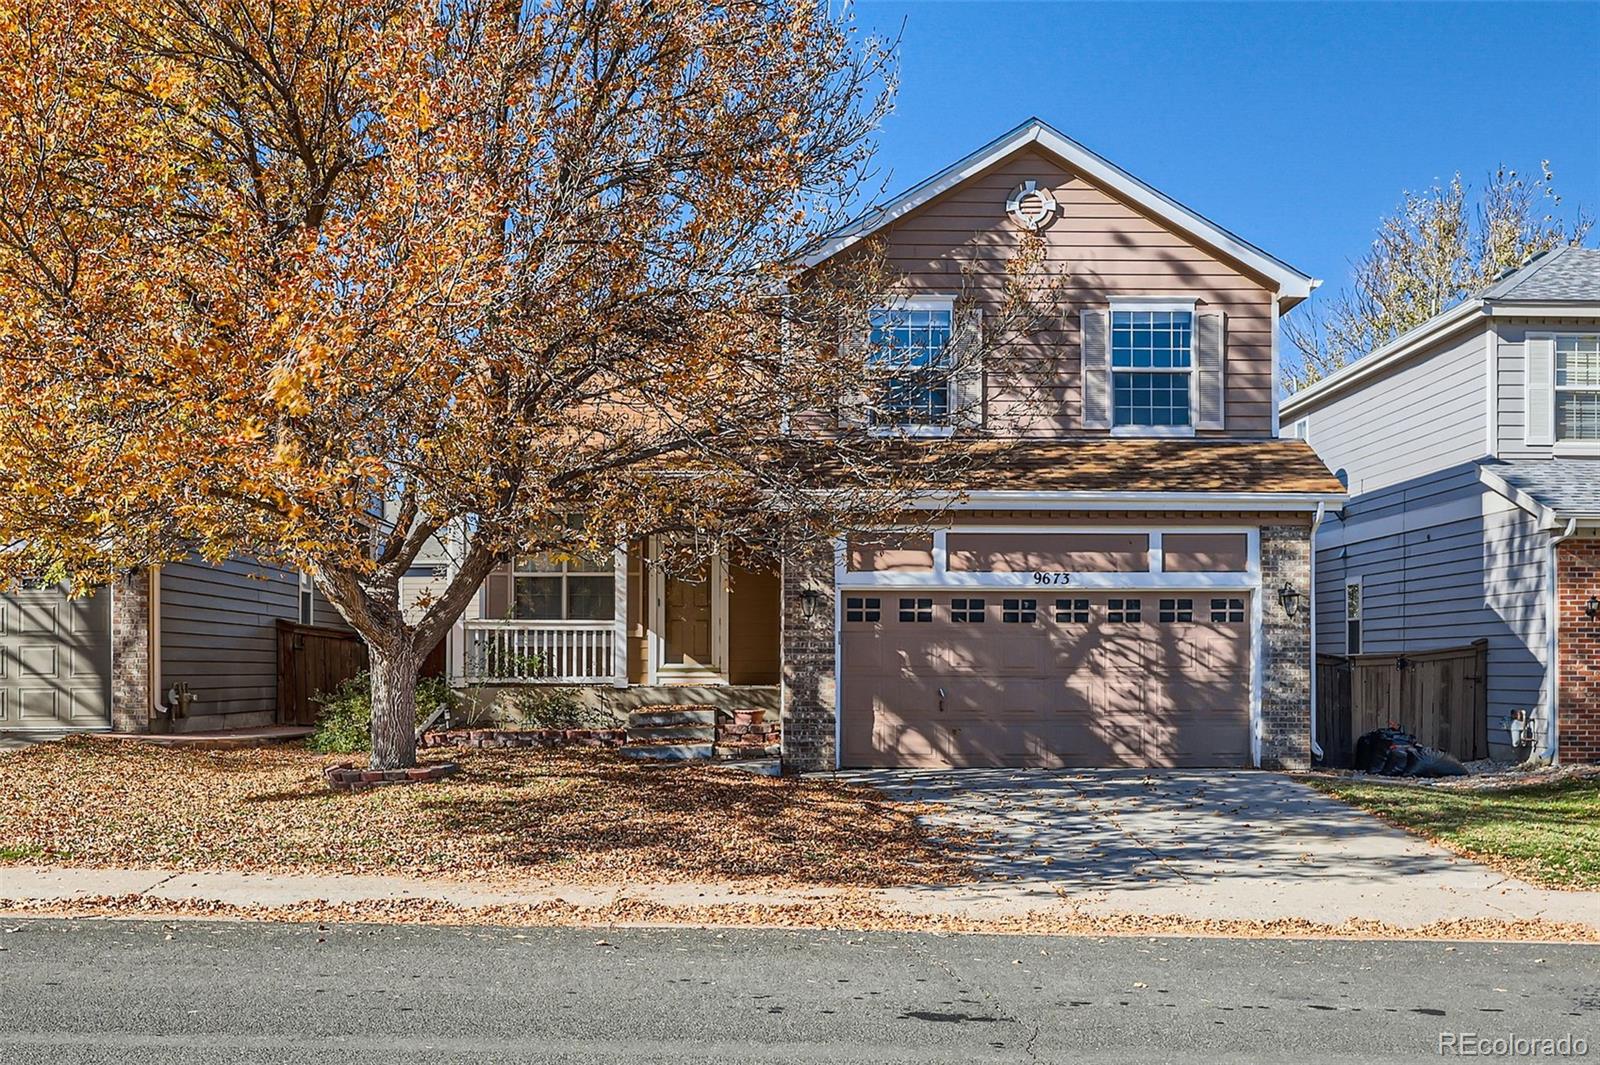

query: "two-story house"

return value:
[444, 118, 1344, 771]
[1281, 245, 1600, 764]
[2, 119, 1345, 771]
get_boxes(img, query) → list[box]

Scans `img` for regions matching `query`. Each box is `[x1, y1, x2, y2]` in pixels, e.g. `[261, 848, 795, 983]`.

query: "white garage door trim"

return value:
[831, 525, 1267, 769]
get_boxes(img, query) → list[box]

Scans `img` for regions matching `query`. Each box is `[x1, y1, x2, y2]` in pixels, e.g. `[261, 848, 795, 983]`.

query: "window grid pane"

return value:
[1556, 335, 1600, 388]
[951, 597, 986, 623]
[1107, 598, 1142, 623]
[1557, 392, 1600, 441]
[898, 597, 933, 623]
[845, 596, 881, 623]
[1054, 598, 1090, 623]
[1209, 597, 1246, 623]
[1158, 597, 1194, 623]
[1113, 371, 1191, 427]
[869, 307, 954, 427]
[1001, 598, 1037, 623]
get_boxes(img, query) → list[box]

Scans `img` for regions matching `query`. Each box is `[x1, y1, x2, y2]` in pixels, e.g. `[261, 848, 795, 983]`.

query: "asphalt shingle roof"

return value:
[1479, 458, 1600, 519]
[1481, 245, 1600, 302]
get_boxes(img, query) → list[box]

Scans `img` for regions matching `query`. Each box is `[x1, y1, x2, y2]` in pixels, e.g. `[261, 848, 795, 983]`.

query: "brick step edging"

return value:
[325, 762, 459, 793]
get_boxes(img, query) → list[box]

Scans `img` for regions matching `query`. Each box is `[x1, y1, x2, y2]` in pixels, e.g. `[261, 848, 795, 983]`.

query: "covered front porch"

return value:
[445, 537, 781, 692]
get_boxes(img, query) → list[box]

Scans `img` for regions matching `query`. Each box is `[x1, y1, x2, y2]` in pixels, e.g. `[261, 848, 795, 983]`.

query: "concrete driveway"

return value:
[843, 768, 1600, 927]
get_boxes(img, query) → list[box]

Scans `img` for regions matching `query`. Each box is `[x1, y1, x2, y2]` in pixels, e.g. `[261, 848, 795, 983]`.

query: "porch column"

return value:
[612, 544, 629, 688]
[780, 536, 838, 772]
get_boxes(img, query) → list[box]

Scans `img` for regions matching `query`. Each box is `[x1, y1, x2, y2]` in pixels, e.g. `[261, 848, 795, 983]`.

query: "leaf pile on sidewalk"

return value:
[0, 738, 968, 887]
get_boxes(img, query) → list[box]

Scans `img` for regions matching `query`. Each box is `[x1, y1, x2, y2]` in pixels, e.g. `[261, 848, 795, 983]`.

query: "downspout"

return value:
[1308, 502, 1326, 762]
[1544, 518, 1579, 763]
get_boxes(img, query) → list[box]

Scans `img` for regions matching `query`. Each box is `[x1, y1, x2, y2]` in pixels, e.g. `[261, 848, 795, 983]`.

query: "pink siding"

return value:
[866, 145, 1278, 437]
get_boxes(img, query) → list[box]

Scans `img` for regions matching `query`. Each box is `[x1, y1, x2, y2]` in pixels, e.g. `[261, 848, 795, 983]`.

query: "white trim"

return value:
[1148, 531, 1165, 573]
[837, 571, 1258, 590]
[1307, 502, 1326, 761]
[833, 537, 847, 771]
[647, 541, 727, 683]
[1485, 321, 1499, 457]
[148, 566, 162, 718]
[1271, 299, 1282, 436]
[868, 425, 955, 440]
[645, 536, 661, 685]
[1248, 548, 1264, 769]
[1108, 298, 1199, 434]
[1476, 464, 1562, 529]
[799, 118, 1317, 305]
[1486, 302, 1600, 319]
[903, 490, 1344, 513]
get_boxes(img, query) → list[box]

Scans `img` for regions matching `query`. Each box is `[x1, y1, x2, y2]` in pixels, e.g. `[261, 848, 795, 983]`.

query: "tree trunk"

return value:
[368, 641, 422, 770]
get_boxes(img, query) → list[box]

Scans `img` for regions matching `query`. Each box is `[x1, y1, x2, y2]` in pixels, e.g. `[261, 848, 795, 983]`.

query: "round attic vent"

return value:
[1006, 180, 1058, 231]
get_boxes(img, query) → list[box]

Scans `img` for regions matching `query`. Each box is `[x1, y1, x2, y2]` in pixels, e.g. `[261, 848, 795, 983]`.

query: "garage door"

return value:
[840, 591, 1251, 768]
[0, 583, 112, 730]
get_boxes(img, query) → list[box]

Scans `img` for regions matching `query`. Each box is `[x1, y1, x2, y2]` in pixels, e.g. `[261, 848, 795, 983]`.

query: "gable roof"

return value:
[800, 117, 1318, 308]
[1280, 242, 1600, 419]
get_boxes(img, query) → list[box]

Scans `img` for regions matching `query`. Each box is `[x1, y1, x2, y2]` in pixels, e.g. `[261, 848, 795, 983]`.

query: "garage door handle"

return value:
[937, 687, 946, 713]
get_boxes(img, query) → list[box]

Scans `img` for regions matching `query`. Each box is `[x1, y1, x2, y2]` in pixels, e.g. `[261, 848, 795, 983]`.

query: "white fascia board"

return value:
[1482, 301, 1600, 319]
[1280, 299, 1487, 419]
[799, 119, 1317, 305]
[837, 570, 1258, 590]
[904, 490, 1345, 513]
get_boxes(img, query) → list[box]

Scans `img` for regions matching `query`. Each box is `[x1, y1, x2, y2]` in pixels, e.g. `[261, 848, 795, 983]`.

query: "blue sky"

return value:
[852, 1, 1599, 301]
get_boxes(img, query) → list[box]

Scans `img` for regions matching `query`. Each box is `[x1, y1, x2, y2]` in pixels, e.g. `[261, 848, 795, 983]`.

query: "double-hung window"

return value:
[867, 299, 955, 432]
[513, 551, 615, 621]
[1556, 334, 1600, 444]
[1111, 304, 1194, 431]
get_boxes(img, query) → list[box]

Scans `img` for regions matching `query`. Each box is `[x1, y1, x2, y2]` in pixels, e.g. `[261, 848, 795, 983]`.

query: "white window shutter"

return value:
[839, 327, 869, 430]
[1525, 335, 1556, 446]
[1081, 309, 1110, 430]
[951, 307, 984, 429]
[1195, 312, 1227, 430]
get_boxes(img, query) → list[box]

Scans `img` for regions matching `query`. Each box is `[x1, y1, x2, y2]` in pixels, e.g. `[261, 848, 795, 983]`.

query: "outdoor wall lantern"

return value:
[799, 586, 823, 620]
[1277, 582, 1302, 618]
[1587, 595, 1599, 621]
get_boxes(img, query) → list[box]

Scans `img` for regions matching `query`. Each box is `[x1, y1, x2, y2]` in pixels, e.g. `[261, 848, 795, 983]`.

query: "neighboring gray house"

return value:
[1281, 245, 1600, 763]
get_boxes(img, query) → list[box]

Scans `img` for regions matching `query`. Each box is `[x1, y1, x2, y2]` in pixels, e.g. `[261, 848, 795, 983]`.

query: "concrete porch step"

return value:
[619, 743, 715, 761]
[626, 724, 716, 744]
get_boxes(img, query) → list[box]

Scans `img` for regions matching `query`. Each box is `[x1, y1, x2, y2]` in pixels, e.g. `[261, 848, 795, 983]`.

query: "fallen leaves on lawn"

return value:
[0, 738, 969, 888]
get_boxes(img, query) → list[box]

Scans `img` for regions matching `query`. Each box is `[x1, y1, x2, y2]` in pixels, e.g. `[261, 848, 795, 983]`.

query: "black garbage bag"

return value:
[1353, 728, 1468, 778]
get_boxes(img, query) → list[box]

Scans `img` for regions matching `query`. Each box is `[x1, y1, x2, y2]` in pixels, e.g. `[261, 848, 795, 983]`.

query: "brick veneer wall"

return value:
[779, 537, 837, 773]
[110, 567, 152, 733]
[1556, 539, 1600, 763]
[1259, 523, 1314, 770]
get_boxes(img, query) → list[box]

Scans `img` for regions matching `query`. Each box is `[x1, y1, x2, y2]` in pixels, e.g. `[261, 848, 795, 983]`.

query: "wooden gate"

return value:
[1316, 640, 1488, 767]
[276, 620, 368, 726]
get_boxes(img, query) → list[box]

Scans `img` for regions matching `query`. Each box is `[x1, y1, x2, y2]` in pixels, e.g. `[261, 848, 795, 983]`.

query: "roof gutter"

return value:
[905, 490, 1346, 513]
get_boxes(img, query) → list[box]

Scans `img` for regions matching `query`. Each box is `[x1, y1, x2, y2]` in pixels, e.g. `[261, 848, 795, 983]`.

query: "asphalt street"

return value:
[0, 920, 1594, 1064]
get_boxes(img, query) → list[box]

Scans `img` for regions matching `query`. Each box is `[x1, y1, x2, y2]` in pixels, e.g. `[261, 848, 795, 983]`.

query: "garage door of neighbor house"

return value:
[0, 583, 113, 731]
[840, 592, 1251, 768]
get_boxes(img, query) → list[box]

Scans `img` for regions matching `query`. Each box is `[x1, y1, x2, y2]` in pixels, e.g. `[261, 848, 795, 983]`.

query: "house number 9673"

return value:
[1030, 572, 1073, 586]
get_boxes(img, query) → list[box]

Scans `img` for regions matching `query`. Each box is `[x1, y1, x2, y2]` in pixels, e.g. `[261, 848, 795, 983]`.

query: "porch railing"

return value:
[461, 619, 617, 684]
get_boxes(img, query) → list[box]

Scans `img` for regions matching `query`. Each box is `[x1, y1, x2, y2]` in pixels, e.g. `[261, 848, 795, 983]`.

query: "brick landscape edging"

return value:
[419, 728, 626, 750]
[324, 762, 460, 792]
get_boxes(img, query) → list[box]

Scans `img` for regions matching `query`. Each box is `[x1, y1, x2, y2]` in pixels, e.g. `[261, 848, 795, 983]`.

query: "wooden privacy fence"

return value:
[1315, 640, 1488, 767]
[276, 620, 368, 726]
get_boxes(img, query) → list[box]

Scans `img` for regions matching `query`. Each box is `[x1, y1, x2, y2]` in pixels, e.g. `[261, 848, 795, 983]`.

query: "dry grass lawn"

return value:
[0, 738, 967, 887]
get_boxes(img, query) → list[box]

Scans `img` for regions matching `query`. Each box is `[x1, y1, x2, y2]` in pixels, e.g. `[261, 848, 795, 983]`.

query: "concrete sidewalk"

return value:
[3, 862, 1596, 929]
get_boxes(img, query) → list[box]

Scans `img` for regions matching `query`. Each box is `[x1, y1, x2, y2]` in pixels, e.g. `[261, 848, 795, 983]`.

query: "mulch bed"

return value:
[0, 738, 968, 888]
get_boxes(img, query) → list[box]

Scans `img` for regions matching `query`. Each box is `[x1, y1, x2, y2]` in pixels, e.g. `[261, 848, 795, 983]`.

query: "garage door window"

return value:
[1210, 597, 1245, 623]
[898, 597, 933, 623]
[1001, 598, 1037, 623]
[1054, 598, 1090, 623]
[1107, 598, 1142, 623]
[1158, 598, 1194, 623]
[845, 597, 881, 623]
[950, 597, 986, 623]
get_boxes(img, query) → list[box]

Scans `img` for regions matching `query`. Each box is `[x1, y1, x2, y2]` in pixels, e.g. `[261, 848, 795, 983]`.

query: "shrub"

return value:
[504, 686, 606, 730]
[308, 671, 459, 754]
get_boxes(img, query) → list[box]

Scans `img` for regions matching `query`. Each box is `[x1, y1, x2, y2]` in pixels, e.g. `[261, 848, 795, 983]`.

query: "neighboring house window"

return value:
[513, 552, 615, 620]
[298, 572, 314, 625]
[1290, 418, 1310, 442]
[1111, 307, 1193, 429]
[1345, 580, 1363, 654]
[867, 300, 954, 429]
[1555, 334, 1600, 442]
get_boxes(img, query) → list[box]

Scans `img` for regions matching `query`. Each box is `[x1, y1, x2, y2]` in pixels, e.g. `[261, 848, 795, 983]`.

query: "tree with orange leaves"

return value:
[0, 0, 1060, 768]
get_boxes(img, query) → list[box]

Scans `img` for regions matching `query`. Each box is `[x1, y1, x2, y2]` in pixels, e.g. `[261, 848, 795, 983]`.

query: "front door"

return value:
[662, 567, 714, 670]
